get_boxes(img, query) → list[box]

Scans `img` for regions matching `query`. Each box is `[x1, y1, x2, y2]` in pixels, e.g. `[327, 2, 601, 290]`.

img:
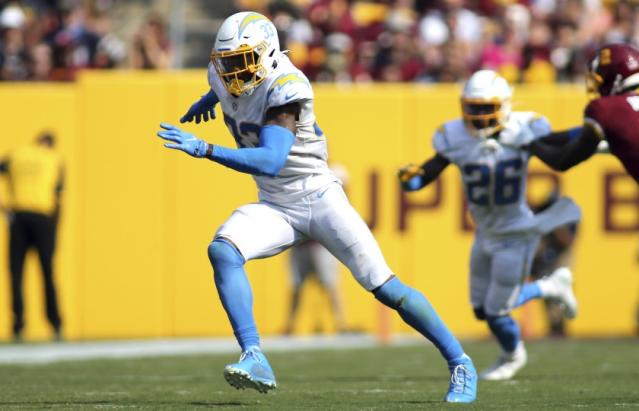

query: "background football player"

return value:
[283, 164, 349, 336]
[155, 12, 477, 403]
[398, 70, 580, 381]
[499, 43, 639, 183]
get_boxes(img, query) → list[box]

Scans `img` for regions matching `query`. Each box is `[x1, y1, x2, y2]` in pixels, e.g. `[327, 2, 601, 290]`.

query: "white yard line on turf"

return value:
[0, 335, 425, 365]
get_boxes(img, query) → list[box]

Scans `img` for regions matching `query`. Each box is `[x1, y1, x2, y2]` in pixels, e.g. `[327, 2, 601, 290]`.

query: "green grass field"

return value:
[0, 339, 637, 410]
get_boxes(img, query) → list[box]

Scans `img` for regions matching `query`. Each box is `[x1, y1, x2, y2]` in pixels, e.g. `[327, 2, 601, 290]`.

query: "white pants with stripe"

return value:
[215, 183, 392, 291]
[470, 233, 540, 317]
[469, 196, 581, 316]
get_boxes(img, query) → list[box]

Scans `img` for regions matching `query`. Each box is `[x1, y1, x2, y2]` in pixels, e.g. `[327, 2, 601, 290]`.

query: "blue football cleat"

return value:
[223, 346, 277, 393]
[444, 354, 478, 403]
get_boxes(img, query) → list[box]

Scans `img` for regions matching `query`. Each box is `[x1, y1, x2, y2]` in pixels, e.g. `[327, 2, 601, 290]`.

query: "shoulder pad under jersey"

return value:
[432, 121, 464, 159]
[266, 72, 313, 110]
[510, 111, 551, 139]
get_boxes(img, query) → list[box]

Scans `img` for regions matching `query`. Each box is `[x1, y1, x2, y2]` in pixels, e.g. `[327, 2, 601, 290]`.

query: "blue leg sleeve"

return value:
[486, 315, 520, 353]
[513, 282, 542, 308]
[374, 277, 465, 364]
[208, 239, 259, 351]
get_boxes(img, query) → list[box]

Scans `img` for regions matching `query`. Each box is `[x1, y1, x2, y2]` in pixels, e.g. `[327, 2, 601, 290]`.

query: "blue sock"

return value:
[208, 239, 259, 352]
[514, 282, 542, 308]
[374, 277, 465, 364]
[486, 315, 520, 353]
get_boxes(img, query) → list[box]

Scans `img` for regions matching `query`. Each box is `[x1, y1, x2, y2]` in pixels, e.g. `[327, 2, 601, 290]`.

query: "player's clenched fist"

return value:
[397, 163, 424, 183]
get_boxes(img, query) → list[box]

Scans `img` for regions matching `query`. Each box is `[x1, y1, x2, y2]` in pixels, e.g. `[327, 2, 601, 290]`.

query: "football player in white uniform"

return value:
[155, 12, 477, 402]
[398, 70, 580, 381]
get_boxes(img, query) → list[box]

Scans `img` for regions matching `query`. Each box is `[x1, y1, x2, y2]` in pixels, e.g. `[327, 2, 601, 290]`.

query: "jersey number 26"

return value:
[463, 158, 523, 206]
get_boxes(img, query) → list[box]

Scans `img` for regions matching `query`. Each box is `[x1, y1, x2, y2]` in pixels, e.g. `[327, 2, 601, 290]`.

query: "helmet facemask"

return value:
[211, 41, 269, 96]
[461, 98, 510, 139]
[586, 54, 609, 98]
[585, 70, 603, 98]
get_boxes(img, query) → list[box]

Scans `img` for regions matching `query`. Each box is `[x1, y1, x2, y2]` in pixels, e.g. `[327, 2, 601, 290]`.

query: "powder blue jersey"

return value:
[434, 112, 552, 236]
[208, 54, 337, 203]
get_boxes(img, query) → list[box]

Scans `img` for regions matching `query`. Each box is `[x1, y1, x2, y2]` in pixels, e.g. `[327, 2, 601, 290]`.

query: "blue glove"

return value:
[157, 123, 209, 158]
[180, 89, 219, 124]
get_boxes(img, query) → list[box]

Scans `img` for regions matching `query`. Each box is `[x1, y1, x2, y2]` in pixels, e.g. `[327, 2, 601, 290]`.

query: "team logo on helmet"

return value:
[211, 12, 280, 97]
[587, 43, 639, 97]
[461, 70, 513, 139]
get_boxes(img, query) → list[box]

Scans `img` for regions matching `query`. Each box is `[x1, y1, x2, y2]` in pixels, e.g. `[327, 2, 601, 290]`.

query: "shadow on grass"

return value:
[317, 375, 441, 383]
[396, 400, 443, 405]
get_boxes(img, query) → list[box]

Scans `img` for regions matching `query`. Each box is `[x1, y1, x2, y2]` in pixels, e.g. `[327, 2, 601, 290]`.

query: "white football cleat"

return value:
[537, 267, 578, 319]
[480, 342, 527, 381]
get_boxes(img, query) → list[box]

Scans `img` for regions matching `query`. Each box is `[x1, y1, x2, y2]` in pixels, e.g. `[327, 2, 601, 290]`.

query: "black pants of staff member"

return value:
[9, 211, 62, 337]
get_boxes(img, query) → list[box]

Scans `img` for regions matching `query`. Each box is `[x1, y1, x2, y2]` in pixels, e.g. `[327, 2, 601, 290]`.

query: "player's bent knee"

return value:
[473, 306, 486, 321]
[207, 239, 244, 270]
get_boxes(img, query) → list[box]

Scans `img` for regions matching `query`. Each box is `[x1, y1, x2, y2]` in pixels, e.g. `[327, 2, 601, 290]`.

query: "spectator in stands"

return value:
[0, 4, 29, 80]
[2, 0, 639, 84]
[130, 14, 171, 69]
[92, 12, 126, 69]
[269, 1, 314, 75]
[30, 42, 53, 80]
[0, 2, 125, 81]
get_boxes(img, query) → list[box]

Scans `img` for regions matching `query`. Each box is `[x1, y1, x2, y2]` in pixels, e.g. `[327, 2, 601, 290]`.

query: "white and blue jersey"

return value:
[433, 113, 581, 315]
[434, 112, 563, 237]
[208, 54, 338, 203]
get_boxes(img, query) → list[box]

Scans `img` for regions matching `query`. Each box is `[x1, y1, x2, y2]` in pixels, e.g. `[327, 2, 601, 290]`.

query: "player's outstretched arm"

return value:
[398, 154, 450, 191]
[157, 104, 297, 177]
[206, 103, 297, 176]
[528, 123, 601, 171]
[180, 89, 219, 124]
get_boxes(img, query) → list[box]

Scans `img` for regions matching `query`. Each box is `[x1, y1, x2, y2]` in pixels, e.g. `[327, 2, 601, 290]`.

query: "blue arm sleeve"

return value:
[209, 125, 295, 177]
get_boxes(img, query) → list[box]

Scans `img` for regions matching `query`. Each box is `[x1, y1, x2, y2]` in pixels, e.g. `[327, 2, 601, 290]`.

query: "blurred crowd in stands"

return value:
[259, 0, 637, 84]
[1, 0, 637, 83]
[0, 0, 170, 81]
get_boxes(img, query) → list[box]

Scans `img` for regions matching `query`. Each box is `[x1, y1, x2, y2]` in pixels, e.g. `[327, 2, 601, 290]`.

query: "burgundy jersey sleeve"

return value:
[584, 99, 607, 139]
[584, 95, 639, 183]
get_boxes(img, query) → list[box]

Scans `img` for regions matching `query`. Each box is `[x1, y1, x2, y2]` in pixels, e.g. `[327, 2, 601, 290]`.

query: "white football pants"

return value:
[470, 232, 540, 317]
[215, 183, 393, 291]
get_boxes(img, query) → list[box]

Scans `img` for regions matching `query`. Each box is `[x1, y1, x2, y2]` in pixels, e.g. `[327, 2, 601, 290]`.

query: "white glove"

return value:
[498, 120, 536, 149]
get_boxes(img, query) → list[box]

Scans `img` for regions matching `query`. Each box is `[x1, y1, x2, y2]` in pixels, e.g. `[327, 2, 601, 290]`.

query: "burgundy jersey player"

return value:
[505, 43, 639, 183]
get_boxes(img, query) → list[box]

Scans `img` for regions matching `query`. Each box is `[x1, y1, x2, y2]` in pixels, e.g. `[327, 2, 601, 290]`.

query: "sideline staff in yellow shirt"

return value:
[0, 132, 63, 342]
